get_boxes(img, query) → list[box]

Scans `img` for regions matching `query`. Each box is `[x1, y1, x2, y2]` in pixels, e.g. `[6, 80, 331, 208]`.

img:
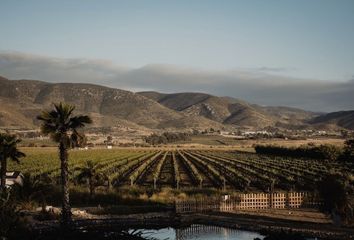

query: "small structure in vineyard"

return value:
[0, 171, 24, 187]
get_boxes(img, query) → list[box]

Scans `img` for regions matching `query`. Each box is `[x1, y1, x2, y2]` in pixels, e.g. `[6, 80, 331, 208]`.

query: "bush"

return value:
[27, 142, 37, 147]
[0, 190, 19, 238]
[0, 189, 28, 239]
[339, 139, 354, 161]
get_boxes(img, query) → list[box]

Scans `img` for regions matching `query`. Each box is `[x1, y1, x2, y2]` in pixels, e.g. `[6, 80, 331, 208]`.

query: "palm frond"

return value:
[10, 152, 26, 163]
[54, 102, 75, 120]
[69, 115, 93, 129]
[0, 133, 25, 163]
[37, 102, 92, 146]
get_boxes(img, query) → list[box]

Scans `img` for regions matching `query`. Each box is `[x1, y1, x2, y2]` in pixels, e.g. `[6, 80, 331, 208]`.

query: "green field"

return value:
[9, 147, 354, 192]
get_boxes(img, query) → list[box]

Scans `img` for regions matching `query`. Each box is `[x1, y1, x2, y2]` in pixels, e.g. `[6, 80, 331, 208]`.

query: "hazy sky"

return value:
[0, 1, 354, 111]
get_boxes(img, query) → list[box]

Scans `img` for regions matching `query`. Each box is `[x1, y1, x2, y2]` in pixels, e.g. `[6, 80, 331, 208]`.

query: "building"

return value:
[0, 171, 24, 187]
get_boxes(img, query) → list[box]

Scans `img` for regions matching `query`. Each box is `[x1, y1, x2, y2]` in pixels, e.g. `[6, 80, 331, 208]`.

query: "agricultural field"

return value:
[174, 135, 345, 147]
[8, 147, 354, 192]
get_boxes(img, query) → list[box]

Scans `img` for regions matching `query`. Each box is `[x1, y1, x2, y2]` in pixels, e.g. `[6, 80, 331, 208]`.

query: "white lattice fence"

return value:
[175, 192, 320, 213]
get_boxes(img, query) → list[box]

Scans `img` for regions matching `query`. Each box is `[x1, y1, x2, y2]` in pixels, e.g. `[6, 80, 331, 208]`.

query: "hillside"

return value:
[0, 76, 222, 130]
[139, 91, 318, 129]
[0, 75, 352, 131]
[309, 111, 354, 130]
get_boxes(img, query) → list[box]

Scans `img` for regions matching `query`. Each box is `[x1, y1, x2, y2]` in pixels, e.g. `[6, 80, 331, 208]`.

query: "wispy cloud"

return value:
[256, 67, 296, 73]
[0, 51, 353, 112]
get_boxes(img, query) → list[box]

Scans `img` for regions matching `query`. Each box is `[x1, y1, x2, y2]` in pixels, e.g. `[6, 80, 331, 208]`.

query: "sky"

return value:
[0, 0, 354, 111]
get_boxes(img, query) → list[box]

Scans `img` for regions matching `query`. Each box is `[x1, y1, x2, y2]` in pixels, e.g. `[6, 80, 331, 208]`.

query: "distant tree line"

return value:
[254, 144, 343, 161]
[144, 132, 191, 145]
[255, 139, 354, 161]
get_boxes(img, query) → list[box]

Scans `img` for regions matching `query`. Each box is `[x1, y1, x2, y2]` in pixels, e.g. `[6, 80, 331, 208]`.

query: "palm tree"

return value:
[37, 102, 92, 226]
[0, 133, 25, 191]
[76, 161, 108, 198]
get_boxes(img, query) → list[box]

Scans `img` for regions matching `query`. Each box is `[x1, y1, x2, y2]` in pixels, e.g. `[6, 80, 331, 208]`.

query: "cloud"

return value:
[256, 67, 295, 73]
[0, 51, 353, 112]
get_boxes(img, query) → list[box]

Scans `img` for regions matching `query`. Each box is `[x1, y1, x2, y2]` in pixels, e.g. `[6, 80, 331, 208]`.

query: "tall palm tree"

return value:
[37, 102, 92, 226]
[76, 161, 108, 198]
[0, 133, 25, 191]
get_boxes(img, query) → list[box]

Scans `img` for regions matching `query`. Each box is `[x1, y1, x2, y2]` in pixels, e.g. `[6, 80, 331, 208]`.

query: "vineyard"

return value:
[9, 148, 354, 192]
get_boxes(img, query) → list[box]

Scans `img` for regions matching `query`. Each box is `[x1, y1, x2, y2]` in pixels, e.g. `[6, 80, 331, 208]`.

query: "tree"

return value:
[37, 102, 92, 226]
[76, 161, 108, 198]
[0, 133, 25, 191]
[317, 174, 350, 219]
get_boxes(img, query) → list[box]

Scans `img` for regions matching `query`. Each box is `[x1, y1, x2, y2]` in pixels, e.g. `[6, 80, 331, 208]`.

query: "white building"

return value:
[0, 171, 24, 187]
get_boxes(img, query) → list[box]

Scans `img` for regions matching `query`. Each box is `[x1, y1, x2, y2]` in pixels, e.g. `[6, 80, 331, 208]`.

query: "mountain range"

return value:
[0, 75, 353, 131]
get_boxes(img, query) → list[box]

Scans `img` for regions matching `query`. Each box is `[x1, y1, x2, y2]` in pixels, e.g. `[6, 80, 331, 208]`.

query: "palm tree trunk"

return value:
[59, 140, 71, 226]
[0, 156, 6, 191]
[89, 177, 94, 199]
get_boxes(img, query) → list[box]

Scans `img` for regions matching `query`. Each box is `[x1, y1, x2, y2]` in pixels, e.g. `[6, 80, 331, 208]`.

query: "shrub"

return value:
[339, 139, 354, 161]
[0, 189, 28, 239]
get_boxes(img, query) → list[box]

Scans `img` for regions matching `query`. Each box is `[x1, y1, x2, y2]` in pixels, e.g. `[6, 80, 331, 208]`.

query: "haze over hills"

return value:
[0, 75, 353, 131]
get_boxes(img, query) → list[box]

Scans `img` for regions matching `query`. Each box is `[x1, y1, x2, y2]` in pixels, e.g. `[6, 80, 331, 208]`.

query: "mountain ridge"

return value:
[138, 91, 320, 129]
[0, 76, 222, 130]
[0, 75, 353, 131]
[309, 111, 354, 130]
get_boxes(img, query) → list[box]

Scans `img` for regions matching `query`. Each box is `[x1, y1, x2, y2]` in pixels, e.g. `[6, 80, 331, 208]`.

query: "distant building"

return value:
[242, 130, 273, 137]
[243, 131, 256, 136]
[317, 131, 327, 135]
[0, 171, 24, 187]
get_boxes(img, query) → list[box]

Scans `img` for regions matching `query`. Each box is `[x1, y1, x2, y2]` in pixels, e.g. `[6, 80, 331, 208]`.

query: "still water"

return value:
[131, 224, 264, 240]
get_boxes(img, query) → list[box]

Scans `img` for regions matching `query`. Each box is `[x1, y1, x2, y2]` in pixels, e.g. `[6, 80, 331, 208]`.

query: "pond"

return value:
[131, 224, 265, 240]
[27, 223, 320, 240]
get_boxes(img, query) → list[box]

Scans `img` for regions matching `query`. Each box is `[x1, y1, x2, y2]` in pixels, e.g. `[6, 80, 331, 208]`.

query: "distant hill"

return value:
[0, 75, 352, 131]
[139, 91, 318, 129]
[0, 76, 222, 130]
[309, 111, 354, 130]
